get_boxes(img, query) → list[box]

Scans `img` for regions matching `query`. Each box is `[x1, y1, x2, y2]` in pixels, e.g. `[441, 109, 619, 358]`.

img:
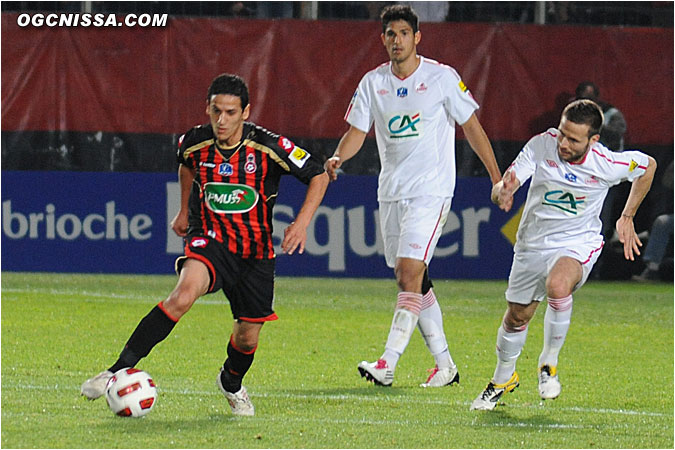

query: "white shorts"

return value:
[505, 240, 604, 305]
[379, 196, 452, 269]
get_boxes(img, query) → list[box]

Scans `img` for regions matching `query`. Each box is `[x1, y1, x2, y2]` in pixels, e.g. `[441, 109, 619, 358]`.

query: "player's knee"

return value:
[395, 267, 424, 292]
[232, 332, 258, 353]
[163, 287, 198, 319]
[546, 276, 573, 299]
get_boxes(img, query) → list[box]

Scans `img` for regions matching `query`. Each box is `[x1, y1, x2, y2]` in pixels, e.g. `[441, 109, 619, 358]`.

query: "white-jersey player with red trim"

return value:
[345, 56, 479, 202]
[510, 128, 649, 253]
[471, 99, 656, 411]
[325, 5, 501, 390]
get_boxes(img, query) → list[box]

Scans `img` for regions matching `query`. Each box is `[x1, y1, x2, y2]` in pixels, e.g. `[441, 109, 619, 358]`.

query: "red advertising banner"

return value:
[2, 14, 673, 146]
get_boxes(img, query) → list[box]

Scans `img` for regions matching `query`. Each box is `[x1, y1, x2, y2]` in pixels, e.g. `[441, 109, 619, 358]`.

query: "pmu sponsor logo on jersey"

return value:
[542, 187, 586, 215]
[203, 183, 258, 214]
[387, 112, 422, 139]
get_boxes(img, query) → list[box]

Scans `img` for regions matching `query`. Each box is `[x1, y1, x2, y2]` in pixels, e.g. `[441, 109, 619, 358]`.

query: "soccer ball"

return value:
[105, 368, 157, 417]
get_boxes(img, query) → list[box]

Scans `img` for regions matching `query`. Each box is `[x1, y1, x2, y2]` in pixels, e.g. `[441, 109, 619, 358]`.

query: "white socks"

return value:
[382, 292, 421, 368]
[493, 322, 529, 385]
[492, 295, 573, 384]
[538, 295, 573, 368]
[418, 288, 454, 369]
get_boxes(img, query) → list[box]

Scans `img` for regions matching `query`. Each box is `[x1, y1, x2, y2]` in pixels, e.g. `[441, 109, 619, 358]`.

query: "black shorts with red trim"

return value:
[175, 235, 278, 323]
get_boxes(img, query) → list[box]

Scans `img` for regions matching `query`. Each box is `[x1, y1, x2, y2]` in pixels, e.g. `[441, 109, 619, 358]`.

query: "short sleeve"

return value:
[344, 76, 373, 133]
[509, 134, 542, 185]
[605, 150, 651, 186]
[441, 70, 479, 126]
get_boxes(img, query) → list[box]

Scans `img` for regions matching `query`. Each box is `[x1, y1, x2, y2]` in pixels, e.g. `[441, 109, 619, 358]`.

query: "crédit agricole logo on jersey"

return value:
[204, 183, 259, 214]
[542, 184, 586, 216]
[387, 111, 422, 139]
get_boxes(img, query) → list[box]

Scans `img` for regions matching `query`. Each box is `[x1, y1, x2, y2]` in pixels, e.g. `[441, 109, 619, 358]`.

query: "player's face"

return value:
[556, 117, 600, 163]
[381, 20, 420, 64]
[206, 94, 250, 147]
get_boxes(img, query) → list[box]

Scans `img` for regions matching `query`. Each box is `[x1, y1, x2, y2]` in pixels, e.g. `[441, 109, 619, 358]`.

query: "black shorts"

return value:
[175, 235, 277, 323]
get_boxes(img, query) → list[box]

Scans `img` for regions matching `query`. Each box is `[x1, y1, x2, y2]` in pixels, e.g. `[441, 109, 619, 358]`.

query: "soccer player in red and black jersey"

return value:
[81, 74, 329, 416]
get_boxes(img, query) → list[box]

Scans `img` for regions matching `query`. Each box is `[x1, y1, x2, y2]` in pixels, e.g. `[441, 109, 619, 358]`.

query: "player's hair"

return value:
[562, 99, 604, 137]
[381, 4, 419, 34]
[207, 73, 249, 110]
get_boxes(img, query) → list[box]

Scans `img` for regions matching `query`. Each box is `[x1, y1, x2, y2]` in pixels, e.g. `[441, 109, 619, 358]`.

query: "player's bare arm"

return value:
[461, 113, 502, 185]
[282, 172, 330, 255]
[491, 170, 520, 212]
[324, 126, 367, 181]
[170, 164, 195, 236]
[616, 156, 657, 261]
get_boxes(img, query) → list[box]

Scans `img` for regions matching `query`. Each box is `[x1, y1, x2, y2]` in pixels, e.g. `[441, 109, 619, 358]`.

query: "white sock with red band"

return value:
[382, 292, 422, 369]
[493, 321, 528, 385]
[538, 295, 573, 368]
[418, 289, 454, 369]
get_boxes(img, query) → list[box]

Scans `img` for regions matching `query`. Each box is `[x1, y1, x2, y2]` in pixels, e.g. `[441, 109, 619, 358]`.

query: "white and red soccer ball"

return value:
[105, 368, 157, 417]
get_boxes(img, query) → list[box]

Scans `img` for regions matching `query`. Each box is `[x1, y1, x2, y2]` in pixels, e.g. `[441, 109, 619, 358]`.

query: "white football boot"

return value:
[538, 364, 562, 400]
[420, 365, 460, 387]
[217, 369, 255, 416]
[358, 359, 394, 386]
[80, 370, 113, 400]
[470, 371, 520, 411]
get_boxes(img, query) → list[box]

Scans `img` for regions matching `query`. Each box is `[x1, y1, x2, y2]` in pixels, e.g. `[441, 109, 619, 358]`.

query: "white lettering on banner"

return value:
[2, 200, 152, 241]
[166, 182, 183, 253]
[164, 183, 491, 268]
[347, 207, 383, 257]
[270, 203, 491, 271]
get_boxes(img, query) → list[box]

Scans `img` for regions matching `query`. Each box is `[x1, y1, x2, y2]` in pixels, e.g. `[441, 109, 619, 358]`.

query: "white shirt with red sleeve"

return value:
[344, 56, 479, 201]
[510, 128, 650, 251]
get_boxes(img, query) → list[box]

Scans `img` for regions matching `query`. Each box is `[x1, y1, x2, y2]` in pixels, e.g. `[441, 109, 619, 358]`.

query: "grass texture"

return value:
[1, 272, 672, 448]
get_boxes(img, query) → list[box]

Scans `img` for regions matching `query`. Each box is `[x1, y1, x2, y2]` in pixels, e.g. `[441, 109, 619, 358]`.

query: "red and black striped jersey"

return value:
[177, 122, 325, 259]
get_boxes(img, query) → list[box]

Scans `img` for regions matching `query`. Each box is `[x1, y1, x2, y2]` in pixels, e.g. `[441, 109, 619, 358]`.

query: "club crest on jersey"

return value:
[245, 154, 257, 173]
[218, 163, 233, 176]
[585, 176, 600, 185]
[289, 147, 311, 168]
[397, 87, 408, 98]
[204, 183, 259, 214]
[415, 82, 428, 93]
[388, 112, 422, 139]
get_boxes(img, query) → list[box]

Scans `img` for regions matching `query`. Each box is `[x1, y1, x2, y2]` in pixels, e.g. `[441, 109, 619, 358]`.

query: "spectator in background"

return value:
[575, 81, 628, 245]
[633, 160, 673, 281]
[575, 81, 626, 151]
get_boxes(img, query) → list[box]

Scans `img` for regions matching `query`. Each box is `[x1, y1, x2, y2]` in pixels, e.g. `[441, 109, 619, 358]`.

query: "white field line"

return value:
[2, 382, 669, 419]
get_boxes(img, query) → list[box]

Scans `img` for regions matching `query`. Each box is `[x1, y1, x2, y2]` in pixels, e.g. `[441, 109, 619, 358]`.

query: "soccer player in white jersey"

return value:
[324, 5, 501, 388]
[470, 99, 656, 411]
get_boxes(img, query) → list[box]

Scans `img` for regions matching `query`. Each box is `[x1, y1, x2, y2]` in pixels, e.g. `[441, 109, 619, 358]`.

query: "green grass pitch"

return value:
[1, 272, 672, 448]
